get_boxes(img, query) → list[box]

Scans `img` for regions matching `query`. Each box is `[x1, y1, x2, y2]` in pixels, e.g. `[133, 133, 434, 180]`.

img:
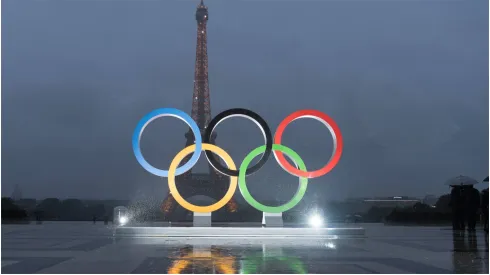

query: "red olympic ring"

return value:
[273, 109, 343, 179]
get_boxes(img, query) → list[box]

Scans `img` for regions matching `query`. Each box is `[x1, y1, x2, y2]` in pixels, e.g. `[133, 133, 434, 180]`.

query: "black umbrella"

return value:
[445, 175, 479, 186]
[483, 176, 489, 182]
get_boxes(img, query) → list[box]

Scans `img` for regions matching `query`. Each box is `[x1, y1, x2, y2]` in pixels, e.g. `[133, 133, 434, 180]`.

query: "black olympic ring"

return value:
[203, 108, 273, 177]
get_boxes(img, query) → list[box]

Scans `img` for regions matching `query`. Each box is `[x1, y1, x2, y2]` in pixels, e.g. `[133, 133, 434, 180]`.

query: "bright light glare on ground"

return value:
[119, 216, 128, 225]
[309, 214, 323, 228]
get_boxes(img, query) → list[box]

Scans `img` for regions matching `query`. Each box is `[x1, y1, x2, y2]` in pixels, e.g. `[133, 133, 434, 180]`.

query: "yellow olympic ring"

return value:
[168, 143, 238, 213]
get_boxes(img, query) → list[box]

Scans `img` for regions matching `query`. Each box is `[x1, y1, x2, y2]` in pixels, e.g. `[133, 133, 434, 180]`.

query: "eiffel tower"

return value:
[161, 0, 237, 221]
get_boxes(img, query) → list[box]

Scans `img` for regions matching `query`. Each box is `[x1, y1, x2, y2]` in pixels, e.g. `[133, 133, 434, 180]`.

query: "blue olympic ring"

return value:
[132, 108, 202, 177]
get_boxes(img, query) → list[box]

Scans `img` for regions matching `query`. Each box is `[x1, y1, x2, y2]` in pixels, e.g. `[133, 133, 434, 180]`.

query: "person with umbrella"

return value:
[446, 175, 479, 231]
[482, 176, 488, 232]
[449, 185, 465, 230]
[464, 183, 480, 231]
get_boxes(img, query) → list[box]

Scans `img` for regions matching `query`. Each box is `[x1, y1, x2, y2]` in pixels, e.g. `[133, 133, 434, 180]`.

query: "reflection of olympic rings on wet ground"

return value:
[166, 246, 305, 274]
[167, 247, 236, 274]
[132, 108, 343, 213]
[240, 255, 307, 274]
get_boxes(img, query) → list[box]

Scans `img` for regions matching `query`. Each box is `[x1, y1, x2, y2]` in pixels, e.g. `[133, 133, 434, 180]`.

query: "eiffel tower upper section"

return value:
[182, 0, 222, 180]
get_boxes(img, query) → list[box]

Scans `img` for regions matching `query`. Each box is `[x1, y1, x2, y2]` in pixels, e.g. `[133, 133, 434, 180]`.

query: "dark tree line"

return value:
[384, 202, 452, 224]
[384, 195, 453, 224]
[3, 197, 110, 221]
[2, 198, 29, 223]
[36, 198, 108, 221]
[2, 194, 454, 224]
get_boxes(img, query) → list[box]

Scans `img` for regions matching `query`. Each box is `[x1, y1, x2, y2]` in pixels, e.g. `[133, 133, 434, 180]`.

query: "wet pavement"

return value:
[2, 222, 489, 273]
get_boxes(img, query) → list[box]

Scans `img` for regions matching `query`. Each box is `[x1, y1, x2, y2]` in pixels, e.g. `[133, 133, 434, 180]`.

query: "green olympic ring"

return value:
[238, 144, 308, 213]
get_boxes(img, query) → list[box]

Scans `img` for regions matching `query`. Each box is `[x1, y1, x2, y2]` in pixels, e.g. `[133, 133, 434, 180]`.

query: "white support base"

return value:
[193, 212, 211, 227]
[262, 212, 283, 227]
[114, 226, 366, 238]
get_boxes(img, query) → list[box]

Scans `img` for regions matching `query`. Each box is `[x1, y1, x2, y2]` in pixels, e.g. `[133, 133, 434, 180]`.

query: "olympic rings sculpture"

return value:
[132, 108, 343, 213]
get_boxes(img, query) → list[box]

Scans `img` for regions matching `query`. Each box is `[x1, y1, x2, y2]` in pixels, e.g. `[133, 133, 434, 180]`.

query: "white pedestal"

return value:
[193, 212, 211, 227]
[262, 212, 283, 227]
[114, 226, 366, 238]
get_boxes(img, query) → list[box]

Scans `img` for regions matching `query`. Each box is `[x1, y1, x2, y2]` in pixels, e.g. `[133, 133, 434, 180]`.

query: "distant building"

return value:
[345, 196, 421, 209]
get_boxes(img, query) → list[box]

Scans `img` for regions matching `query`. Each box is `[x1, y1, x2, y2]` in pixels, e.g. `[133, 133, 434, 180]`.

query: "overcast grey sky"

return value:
[2, 0, 488, 202]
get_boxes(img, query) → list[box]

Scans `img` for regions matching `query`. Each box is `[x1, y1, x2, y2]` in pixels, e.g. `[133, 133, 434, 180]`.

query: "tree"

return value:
[88, 204, 106, 220]
[413, 202, 431, 212]
[435, 194, 451, 213]
[2, 197, 17, 210]
[363, 206, 394, 222]
[60, 199, 85, 220]
[37, 198, 61, 220]
[2, 197, 28, 221]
